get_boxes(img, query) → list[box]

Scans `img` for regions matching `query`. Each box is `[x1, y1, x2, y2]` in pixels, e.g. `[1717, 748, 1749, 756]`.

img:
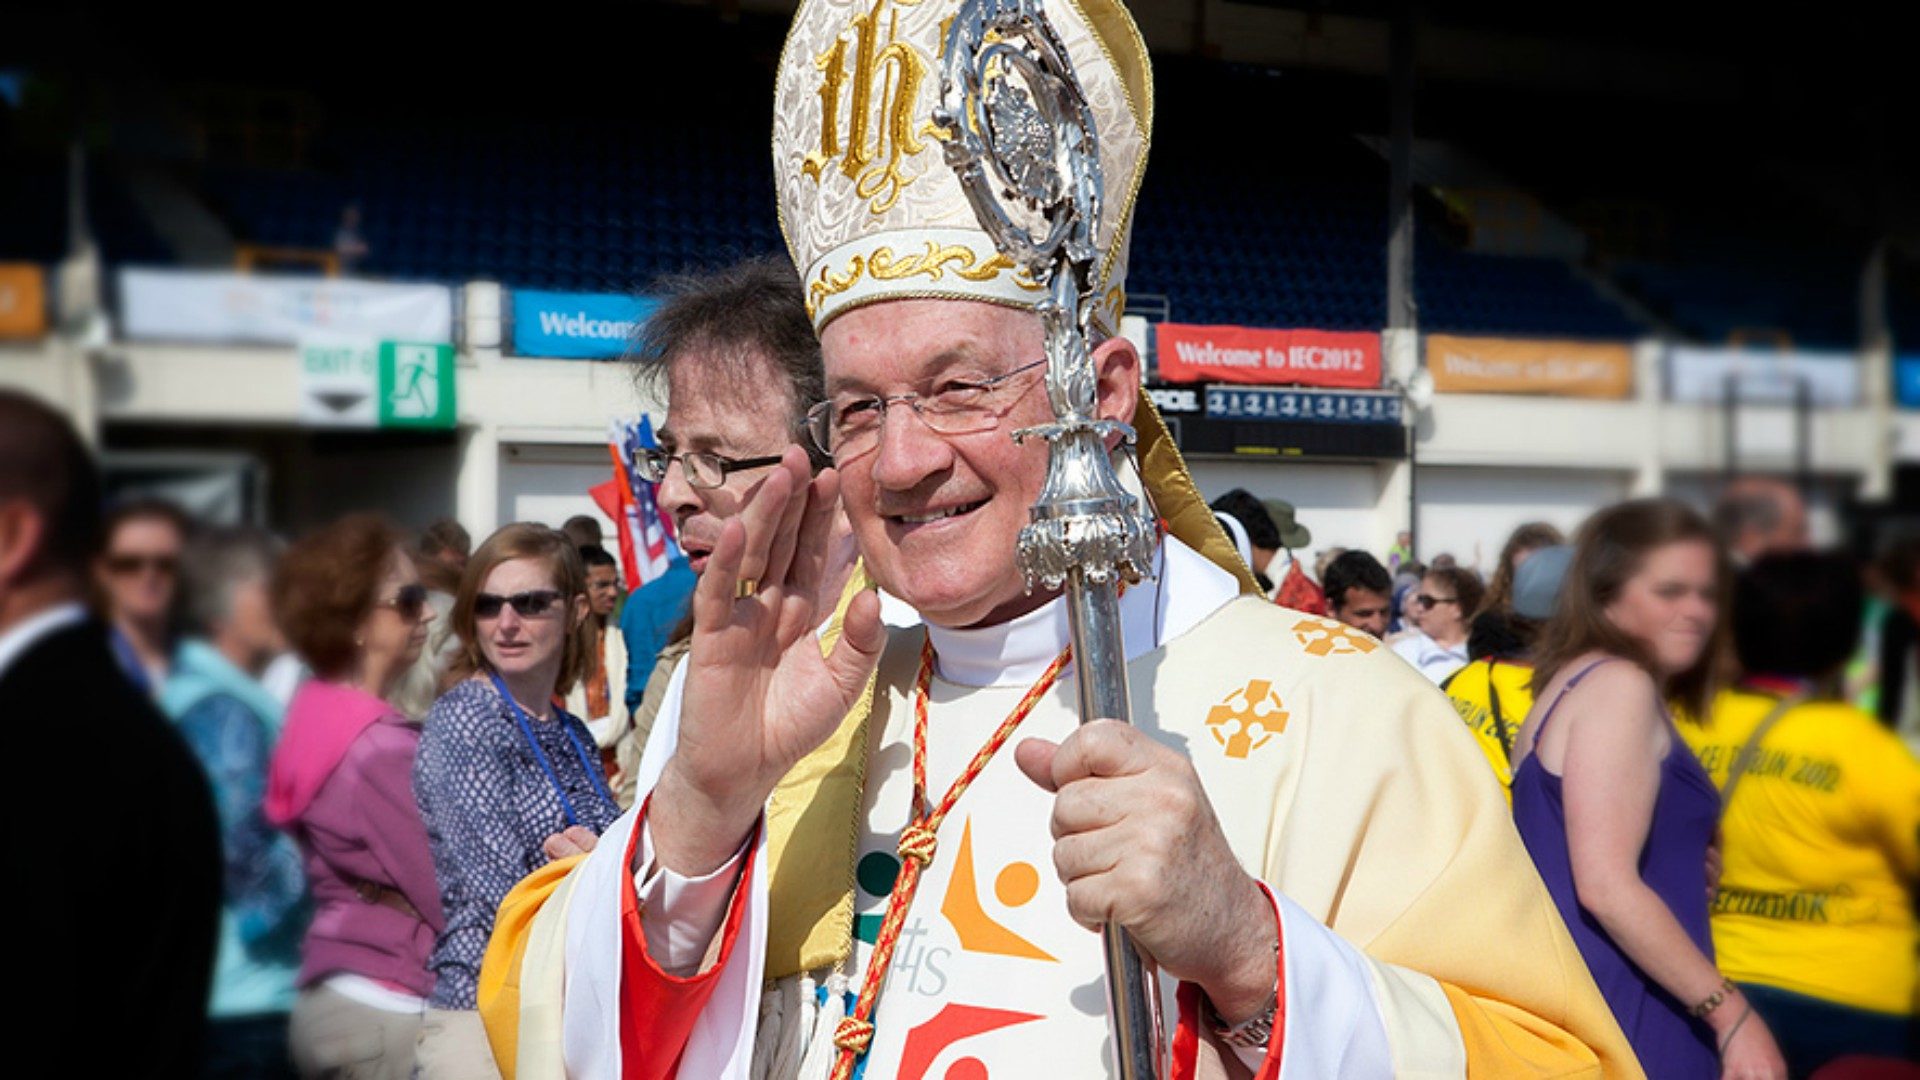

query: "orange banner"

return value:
[1425, 335, 1633, 399]
[0, 264, 47, 339]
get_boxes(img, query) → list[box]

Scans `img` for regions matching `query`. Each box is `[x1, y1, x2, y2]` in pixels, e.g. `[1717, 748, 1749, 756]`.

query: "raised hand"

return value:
[649, 446, 887, 876]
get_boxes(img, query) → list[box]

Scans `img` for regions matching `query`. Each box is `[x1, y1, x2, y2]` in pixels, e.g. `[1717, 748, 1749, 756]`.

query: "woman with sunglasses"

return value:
[411, 523, 617, 1079]
[1391, 565, 1485, 685]
[94, 497, 191, 696]
[264, 514, 447, 1079]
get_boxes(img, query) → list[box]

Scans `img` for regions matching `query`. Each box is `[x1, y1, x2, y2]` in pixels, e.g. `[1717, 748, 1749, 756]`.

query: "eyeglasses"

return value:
[103, 553, 178, 578]
[376, 584, 430, 622]
[473, 589, 565, 620]
[632, 448, 785, 490]
[1413, 594, 1458, 609]
[805, 357, 1048, 460]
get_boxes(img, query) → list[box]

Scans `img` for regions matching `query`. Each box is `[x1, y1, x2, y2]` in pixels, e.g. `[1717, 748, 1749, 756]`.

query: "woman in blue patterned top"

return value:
[412, 523, 619, 1079]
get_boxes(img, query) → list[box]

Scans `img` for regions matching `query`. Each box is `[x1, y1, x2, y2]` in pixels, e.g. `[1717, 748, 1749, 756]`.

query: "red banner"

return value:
[1155, 324, 1381, 388]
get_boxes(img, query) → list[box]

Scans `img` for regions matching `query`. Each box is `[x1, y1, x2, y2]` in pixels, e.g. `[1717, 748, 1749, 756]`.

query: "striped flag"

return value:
[596, 417, 681, 587]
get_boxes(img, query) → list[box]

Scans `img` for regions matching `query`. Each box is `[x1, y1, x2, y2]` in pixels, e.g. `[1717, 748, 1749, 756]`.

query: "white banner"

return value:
[1896, 414, 1920, 464]
[1666, 346, 1859, 407]
[119, 269, 453, 345]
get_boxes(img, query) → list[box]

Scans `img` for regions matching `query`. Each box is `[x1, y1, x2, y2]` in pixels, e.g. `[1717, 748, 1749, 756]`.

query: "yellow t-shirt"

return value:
[1683, 690, 1920, 1015]
[1444, 658, 1535, 804]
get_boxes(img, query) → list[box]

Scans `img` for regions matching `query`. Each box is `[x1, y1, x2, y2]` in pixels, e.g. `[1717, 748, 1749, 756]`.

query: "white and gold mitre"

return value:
[774, 0, 1152, 334]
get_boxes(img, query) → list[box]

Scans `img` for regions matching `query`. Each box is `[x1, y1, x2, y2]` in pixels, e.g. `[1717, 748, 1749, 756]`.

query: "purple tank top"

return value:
[1511, 659, 1721, 1079]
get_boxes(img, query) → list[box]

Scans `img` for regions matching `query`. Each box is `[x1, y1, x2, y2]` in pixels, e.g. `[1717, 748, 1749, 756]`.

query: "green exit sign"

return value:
[377, 342, 455, 429]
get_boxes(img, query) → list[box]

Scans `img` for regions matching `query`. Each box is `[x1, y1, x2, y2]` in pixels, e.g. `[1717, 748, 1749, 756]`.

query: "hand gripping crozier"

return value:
[476, 1, 1648, 1078]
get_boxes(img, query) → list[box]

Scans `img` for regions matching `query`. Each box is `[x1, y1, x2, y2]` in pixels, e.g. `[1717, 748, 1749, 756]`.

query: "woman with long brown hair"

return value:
[1511, 499, 1785, 1079]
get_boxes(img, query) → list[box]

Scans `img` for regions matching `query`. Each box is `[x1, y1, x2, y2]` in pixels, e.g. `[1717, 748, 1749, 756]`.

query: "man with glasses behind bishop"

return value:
[609, 259, 913, 807]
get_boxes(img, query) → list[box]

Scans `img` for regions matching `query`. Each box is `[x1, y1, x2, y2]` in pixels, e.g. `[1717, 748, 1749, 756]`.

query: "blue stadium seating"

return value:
[1607, 223, 1861, 348]
[42, 65, 1663, 342]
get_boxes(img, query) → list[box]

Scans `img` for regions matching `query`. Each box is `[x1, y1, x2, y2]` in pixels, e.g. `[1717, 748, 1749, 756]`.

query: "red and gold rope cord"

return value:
[829, 637, 1071, 1079]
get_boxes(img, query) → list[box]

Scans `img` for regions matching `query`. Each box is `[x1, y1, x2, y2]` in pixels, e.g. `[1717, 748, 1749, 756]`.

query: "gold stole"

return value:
[760, 562, 887, 979]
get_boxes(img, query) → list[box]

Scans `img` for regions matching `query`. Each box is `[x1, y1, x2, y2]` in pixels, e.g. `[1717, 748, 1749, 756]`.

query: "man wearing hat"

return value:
[1208, 489, 1311, 599]
[478, 2, 1637, 1077]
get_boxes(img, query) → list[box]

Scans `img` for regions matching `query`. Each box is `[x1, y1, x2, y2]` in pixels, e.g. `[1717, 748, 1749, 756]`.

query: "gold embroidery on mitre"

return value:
[804, 243, 1045, 319]
[869, 241, 1031, 285]
[807, 254, 868, 318]
[1291, 617, 1379, 657]
[801, 0, 933, 215]
[1205, 679, 1289, 759]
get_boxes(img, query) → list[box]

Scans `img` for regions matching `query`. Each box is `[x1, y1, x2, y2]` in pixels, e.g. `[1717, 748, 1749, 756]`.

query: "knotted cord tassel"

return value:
[897, 822, 938, 866]
[832, 1017, 875, 1055]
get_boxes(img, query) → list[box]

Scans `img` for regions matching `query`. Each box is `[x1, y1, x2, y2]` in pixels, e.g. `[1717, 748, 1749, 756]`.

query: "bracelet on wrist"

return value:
[1205, 987, 1278, 1050]
[1716, 1005, 1755, 1054]
[1688, 978, 1736, 1019]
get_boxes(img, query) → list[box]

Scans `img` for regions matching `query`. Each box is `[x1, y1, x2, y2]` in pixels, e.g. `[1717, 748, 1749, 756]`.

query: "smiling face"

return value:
[1604, 538, 1719, 678]
[1332, 585, 1391, 638]
[475, 556, 577, 680]
[658, 351, 798, 577]
[819, 299, 1138, 629]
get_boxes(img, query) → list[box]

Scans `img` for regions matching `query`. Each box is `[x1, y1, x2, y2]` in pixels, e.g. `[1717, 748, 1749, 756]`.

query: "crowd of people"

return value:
[5, 272, 1918, 1078]
[11, 228, 1920, 1080]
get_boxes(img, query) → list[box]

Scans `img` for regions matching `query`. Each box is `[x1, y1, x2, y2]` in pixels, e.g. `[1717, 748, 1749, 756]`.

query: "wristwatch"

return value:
[1207, 989, 1278, 1049]
[1209, 911, 1284, 1049]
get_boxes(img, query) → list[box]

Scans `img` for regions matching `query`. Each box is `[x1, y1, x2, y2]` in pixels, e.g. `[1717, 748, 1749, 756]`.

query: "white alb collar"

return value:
[924, 536, 1241, 688]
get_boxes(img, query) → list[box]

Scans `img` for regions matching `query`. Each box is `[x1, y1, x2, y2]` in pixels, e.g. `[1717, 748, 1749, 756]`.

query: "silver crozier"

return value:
[936, 4, 1164, 1077]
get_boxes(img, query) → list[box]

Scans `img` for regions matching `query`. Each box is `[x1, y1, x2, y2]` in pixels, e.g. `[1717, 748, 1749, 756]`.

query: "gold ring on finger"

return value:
[735, 577, 760, 599]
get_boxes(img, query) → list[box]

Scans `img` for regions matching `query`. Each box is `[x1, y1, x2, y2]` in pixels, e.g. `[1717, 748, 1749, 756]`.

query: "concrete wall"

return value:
[1413, 465, 1631, 571]
[1185, 457, 1390, 559]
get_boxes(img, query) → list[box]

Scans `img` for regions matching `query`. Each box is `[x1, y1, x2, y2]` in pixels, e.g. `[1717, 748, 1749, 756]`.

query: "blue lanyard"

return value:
[109, 627, 153, 696]
[488, 672, 614, 829]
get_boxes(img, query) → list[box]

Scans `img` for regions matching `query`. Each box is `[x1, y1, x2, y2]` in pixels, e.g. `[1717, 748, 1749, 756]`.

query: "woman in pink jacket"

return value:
[266, 515, 446, 1079]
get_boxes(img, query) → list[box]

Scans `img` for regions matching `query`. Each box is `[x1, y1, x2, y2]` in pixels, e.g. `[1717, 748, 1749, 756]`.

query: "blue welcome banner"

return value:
[1897, 355, 1920, 409]
[511, 290, 658, 359]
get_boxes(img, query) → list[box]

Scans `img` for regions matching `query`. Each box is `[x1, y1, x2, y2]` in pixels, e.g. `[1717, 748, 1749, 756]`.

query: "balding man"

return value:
[1714, 476, 1810, 565]
[0, 390, 222, 1076]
